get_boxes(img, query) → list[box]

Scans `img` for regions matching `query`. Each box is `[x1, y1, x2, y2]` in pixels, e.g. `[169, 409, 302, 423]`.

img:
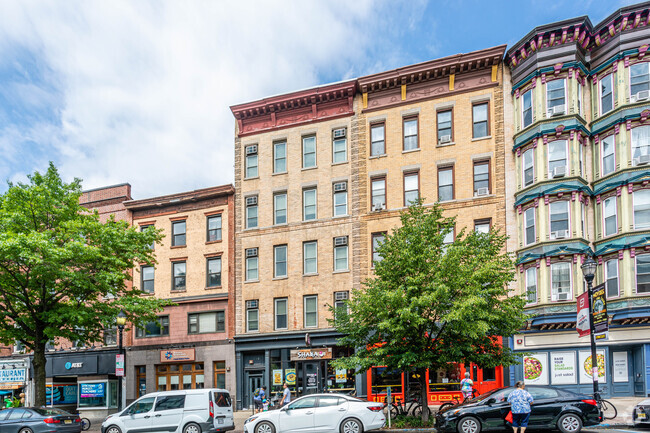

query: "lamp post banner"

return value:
[576, 292, 590, 337]
[592, 283, 608, 335]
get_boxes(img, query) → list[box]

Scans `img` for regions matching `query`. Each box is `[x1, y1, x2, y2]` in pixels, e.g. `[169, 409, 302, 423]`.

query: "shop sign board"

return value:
[523, 353, 548, 385]
[284, 369, 296, 385]
[272, 369, 283, 386]
[550, 352, 576, 385]
[579, 350, 607, 384]
[115, 354, 124, 377]
[576, 292, 590, 338]
[613, 352, 628, 383]
[335, 369, 347, 383]
[160, 349, 195, 363]
[290, 348, 332, 361]
[592, 283, 608, 337]
[80, 382, 105, 398]
[0, 368, 26, 385]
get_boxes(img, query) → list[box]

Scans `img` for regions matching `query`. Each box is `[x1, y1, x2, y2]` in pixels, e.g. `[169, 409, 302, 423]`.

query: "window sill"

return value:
[171, 245, 187, 249]
[244, 176, 260, 181]
[205, 286, 222, 290]
[471, 135, 492, 142]
[273, 276, 288, 281]
[332, 161, 349, 166]
[332, 214, 349, 219]
[402, 148, 420, 154]
[140, 292, 155, 297]
[436, 141, 456, 148]
[171, 289, 187, 293]
[333, 269, 350, 274]
[244, 227, 259, 231]
[273, 223, 289, 227]
[244, 280, 260, 284]
[246, 330, 260, 334]
[303, 273, 319, 277]
[302, 166, 318, 171]
[272, 171, 288, 176]
[473, 193, 494, 199]
[189, 330, 226, 335]
[369, 154, 387, 159]
[206, 240, 223, 245]
[135, 335, 170, 339]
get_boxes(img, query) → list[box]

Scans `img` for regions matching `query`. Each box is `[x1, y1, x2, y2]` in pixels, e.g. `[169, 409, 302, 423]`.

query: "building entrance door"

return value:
[302, 362, 321, 395]
[244, 372, 263, 410]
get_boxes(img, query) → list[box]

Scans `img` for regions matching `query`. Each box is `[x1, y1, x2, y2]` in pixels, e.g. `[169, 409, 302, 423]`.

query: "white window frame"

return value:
[303, 241, 318, 275]
[581, 203, 587, 237]
[599, 74, 614, 115]
[546, 78, 566, 113]
[605, 259, 619, 299]
[549, 200, 570, 236]
[245, 153, 258, 179]
[404, 172, 419, 206]
[246, 197, 258, 229]
[334, 240, 349, 272]
[630, 61, 650, 99]
[274, 141, 287, 174]
[245, 250, 259, 282]
[274, 192, 287, 225]
[577, 79, 583, 116]
[274, 245, 287, 278]
[522, 89, 533, 128]
[274, 298, 288, 330]
[633, 188, 650, 230]
[303, 295, 318, 328]
[602, 196, 618, 237]
[246, 306, 259, 332]
[631, 125, 650, 163]
[547, 140, 568, 178]
[370, 123, 386, 156]
[522, 148, 534, 187]
[550, 262, 573, 302]
[333, 184, 348, 217]
[525, 267, 537, 305]
[524, 207, 536, 246]
[635, 254, 650, 295]
[332, 129, 347, 163]
[579, 141, 584, 177]
[302, 135, 317, 168]
[601, 135, 616, 177]
[303, 188, 317, 221]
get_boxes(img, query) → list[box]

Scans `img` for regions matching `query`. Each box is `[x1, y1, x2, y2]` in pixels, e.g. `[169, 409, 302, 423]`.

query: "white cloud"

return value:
[0, 0, 427, 198]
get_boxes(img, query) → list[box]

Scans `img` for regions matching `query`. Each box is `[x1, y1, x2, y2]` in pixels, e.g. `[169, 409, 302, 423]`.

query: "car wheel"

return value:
[340, 417, 363, 433]
[254, 421, 275, 433]
[457, 416, 481, 433]
[19, 428, 33, 433]
[106, 426, 122, 433]
[183, 423, 201, 433]
[557, 413, 583, 433]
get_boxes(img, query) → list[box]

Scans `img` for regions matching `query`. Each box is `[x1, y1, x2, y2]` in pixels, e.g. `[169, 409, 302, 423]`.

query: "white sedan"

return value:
[243, 393, 385, 433]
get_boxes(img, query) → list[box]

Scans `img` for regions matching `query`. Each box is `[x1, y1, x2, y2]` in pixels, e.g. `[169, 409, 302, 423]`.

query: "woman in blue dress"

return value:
[507, 381, 533, 433]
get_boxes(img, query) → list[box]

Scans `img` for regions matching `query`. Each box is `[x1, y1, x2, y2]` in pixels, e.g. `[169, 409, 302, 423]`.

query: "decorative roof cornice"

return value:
[357, 45, 506, 94]
[124, 184, 234, 211]
[230, 81, 356, 137]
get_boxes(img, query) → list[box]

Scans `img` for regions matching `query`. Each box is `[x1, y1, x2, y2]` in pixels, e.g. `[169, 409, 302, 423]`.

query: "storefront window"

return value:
[78, 381, 117, 408]
[428, 365, 461, 392]
[157, 363, 204, 391]
[214, 362, 226, 389]
[371, 367, 402, 395]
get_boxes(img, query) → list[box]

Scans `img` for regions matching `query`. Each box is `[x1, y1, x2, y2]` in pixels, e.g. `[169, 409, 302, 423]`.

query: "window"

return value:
[601, 136, 615, 176]
[334, 291, 349, 318]
[603, 197, 617, 237]
[523, 148, 534, 187]
[172, 262, 186, 291]
[214, 363, 226, 390]
[372, 233, 385, 265]
[302, 135, 316, 168]
[245, 248, 258, 281]
[632, 125, 650, 164]
[548, 140, 567, 177]
[332, 128, 347, 163]
[274, 141, 287, 173]
[304, 295, 318, 328]
[551, 262, 572, 301]
[474, 219, 491, 234]
[275, 298, 288, 330]
[442, 228, 454, 248]
[404, 172, 419, 205]
[549, 201, 569, 236]
[172, 221, 186, 246]
[141, 266, 154, 294]
[525, 267, 537, 304]
[207, 215, 222, 242]
[438, 166, 454, 201]
[579, 139, 584, 177]
[333, 182, 348, 216]
[188, 311, 225, 334]
[546, 79, 566, 114]
[371, 177, 386, 210]
[206, 257, 221, 287]
[274, 245, 287, 278]
[136, 316, 169, 338]
[141, 224, 155, 249]
[245, 145, 258, 178]
[103, 327, 117, 346]
[577, 80, 583, 115]
[522, 89, 533, 128]
[634, 189, 650, 230]
[637, 255, 650, 294]
[631, 62, 650, 98]
[524, 208, 535, 246]
[246, 196, 258, 229]
[581, 203, 587, 237]
[600, 75, 613, 115]
[370, 123, 385, 156]
[403, 117, 418, 150]
[473, 160, 490, 195]
[333, 237, 348, 271]
[246, 300, 259, 332]
[289, 396, 317, 410]
[437, 110, 452, 143]
[472, 102, 489, 138]
[155, 395, 186, 411]
[274, 192, 287, 225]
[303, 241, 318, 275]
[303, 188, 317, 221]
[605, 259, 619, 298]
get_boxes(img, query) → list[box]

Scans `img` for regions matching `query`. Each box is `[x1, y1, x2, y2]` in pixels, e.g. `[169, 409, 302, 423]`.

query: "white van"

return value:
[101, 389, 234, 433]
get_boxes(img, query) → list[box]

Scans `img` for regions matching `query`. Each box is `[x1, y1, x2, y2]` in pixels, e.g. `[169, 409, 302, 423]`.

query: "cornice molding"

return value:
[124, 184, 234, 211]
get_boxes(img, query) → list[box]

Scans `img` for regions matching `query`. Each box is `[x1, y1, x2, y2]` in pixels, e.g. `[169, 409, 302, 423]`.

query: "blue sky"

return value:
[0, 0, 640, 198]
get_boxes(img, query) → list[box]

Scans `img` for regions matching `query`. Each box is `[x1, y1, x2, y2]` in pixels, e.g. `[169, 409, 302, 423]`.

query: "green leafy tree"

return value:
[0, 163, 170, 406]
[330, 200, 527, 421]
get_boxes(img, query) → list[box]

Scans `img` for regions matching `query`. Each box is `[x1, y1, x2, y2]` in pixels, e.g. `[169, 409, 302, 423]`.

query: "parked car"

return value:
[0, 407, 82, 433]
[101, 388, 233, 433]
[243, 393, 385, 433]
[435, 385, 602, 433]
[633, 398, 650, 428]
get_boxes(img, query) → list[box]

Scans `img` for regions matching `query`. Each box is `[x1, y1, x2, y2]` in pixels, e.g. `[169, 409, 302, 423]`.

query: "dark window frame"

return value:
[171, 220, 186, 247]
[172, 261, 186, 291]
[206, 256, 222, 288]
[402, 115, 419, 151]
[403, 170, 420, 206]
[472, 101, 490, 138]
[437, 165, 455, 202]
[436, 109, 454, 142]
[188, 310, 225, 334]
[473, 159, 491, 195]
[141, 265, 155, 294]
[371, 176, 387, 210]
[370, 122, 386, 156]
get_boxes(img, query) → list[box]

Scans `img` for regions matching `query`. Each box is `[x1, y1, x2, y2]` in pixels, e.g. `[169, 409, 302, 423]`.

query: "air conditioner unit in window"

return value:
[557, 292, 569, 301]
[373, 203, 385, 212]
[552, 166, 566, 178]
[335, 291, 349, 300]
[333, 128, 346, 139]
[634, 154, 650, 166]
[245, 145, 258, 155]
[550, 230, 569, 240]
[333, 182, 347, 192]
[245, 248, 258, 257]
[632, 90, 650, 103]
[475, 187, 489, 197]
[439, 135, 452, 144]
[246, 300, 258, 309]
[548, 105, 566, 117]
[246, 196, 258, 206]
[334, 236, 348, 246]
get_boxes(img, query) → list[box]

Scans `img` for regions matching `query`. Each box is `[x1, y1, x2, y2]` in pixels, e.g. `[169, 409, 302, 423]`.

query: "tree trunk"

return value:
[419, 368, 429, 423]
[33, 342, 47, 407]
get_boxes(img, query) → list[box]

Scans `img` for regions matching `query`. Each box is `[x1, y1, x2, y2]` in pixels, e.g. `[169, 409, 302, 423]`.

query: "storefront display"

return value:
[550, 352, 576, 385]
[523, 353, 549, 385]
[579, 350, 606, 384]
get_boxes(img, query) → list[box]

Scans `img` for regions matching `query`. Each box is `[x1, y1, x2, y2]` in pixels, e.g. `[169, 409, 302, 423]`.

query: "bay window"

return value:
[601, 135, 615, 176]
[551, 262, 572, 301]
[549, 201, 569, 238]
[603, 196, 617, 237]
[634, 188, 650, 230]
[522, 148, 534, 187]
[548, 140, 567, 178]
[522, 89, 533, 128]
[600, 75, 613, 115]
[631, 62, 650, 99]
[524, 207, 535, 246]
[546, 79, 566, 115]
[525, 267, 537, 304]
[636, 254, 650, 294]
[632, 125, 650, 165]
[605, 259, 619, 298]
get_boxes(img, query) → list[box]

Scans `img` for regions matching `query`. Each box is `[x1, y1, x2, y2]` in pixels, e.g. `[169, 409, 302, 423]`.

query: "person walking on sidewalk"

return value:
[460, 372, 474, 400]
[507, 381, 533, 433]
[253, 386, 266, 413]
[280, 382, 291, 407]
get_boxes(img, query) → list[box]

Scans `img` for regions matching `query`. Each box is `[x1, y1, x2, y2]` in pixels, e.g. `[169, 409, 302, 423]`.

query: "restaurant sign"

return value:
[0, 368, 26, 389]
[290, 348, 332, 361]
[160, 349, 195, 363]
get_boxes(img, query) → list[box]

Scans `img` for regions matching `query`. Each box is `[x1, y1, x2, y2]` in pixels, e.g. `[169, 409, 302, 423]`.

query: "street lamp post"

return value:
[581, 257, 599, 399]
[116, 311, 127, 411]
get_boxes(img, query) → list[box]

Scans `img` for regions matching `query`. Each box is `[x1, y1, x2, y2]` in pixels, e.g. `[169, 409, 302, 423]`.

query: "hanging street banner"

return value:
[576, 292, 590, 338]
[592, 283, 608, 339]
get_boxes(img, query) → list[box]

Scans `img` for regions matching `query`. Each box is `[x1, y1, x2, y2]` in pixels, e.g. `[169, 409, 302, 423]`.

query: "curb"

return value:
[381, 429, 436, 432]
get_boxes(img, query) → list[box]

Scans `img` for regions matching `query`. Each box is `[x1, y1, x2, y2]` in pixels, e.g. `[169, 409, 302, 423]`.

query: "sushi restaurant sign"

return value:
[290, 348, 332, 361]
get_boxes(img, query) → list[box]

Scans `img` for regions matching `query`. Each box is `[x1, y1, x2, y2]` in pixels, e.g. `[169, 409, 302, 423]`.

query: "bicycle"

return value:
[437, 388, 478, 412]
[384, 395, 430, 418]
[75, 414, 91, 431]
[595, 395, 617, 420]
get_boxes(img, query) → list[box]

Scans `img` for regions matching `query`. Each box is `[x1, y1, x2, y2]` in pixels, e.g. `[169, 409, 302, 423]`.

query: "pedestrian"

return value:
[280, 382, 291, 407]
[253, 386, 266, 413]
[506, 381, 533, 433]
[460, 372, 474, 400]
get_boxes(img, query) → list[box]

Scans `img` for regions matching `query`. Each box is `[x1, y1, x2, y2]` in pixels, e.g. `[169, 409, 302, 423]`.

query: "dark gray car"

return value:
[0, 408, 82, 433]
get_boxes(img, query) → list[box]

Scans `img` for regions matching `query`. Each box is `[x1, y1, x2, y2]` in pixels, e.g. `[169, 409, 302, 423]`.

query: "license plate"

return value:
[217, 419, 224, 424]
[64, 420, 72, 424]
[639, 412, 647, 419]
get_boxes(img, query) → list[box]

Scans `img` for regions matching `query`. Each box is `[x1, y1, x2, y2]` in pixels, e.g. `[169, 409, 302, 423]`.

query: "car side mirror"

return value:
[281, 406, 289, 412]
[485, 398, 496, 405]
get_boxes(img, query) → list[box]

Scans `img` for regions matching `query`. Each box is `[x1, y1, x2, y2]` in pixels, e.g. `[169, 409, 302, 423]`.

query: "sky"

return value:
[0, 0, 641, 199]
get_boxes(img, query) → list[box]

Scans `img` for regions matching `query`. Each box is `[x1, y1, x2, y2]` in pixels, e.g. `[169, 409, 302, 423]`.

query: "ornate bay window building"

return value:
[506, 2, 650, 397]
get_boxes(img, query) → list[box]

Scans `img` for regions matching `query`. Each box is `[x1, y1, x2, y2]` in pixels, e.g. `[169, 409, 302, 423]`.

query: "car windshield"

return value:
[33, 408, 71, 416]
[472, 388, 504, 403]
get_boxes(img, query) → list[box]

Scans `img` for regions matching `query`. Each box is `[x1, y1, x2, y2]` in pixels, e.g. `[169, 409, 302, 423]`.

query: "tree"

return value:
[330, 200, 527, 422]
[0, 163, 170, 406]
